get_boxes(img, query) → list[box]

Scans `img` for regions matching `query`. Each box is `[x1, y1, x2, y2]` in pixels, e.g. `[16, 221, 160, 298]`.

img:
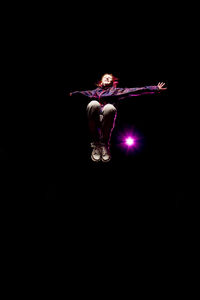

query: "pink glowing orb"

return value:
[125, 137, 134, 146]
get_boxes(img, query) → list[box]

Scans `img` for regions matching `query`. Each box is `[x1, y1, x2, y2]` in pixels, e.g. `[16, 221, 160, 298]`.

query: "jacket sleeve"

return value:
[70, 89, 97, 98]
[114, 86, 159, 96]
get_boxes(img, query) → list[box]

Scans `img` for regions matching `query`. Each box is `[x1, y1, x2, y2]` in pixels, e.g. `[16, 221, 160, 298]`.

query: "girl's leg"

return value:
[101, 104, 117, 146]
[86, 101, 102, 143]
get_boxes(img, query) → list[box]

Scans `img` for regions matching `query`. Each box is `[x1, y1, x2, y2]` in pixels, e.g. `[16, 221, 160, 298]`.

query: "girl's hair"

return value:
[96, 73, 119, 88]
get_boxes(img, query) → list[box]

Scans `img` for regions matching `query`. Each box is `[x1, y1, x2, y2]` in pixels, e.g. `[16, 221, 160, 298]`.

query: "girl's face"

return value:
[101, 74, 113, 86]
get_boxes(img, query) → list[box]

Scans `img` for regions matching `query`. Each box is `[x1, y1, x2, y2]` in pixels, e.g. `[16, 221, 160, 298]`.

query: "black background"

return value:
[0, 3, 188, 255]
[3, 53, 183, 233]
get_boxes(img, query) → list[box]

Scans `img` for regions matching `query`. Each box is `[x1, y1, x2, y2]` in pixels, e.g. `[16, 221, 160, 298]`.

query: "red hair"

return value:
[96, 73, 119, 88]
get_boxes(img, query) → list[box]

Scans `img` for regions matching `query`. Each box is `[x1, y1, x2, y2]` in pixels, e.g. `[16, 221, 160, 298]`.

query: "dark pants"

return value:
[86, 100, 117, 145]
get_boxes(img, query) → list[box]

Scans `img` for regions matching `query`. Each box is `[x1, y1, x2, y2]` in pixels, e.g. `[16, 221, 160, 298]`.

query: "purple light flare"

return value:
[117, 128, 143, 154]
[125, 136, 134, 147]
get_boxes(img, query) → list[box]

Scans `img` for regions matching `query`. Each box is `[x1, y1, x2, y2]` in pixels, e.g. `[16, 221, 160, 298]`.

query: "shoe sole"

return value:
[101, 157, 111, 163]
[91, 155, 101, 162]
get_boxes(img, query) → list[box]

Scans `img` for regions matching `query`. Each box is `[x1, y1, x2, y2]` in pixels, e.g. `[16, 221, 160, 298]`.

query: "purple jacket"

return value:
[71, 85, 159, 104]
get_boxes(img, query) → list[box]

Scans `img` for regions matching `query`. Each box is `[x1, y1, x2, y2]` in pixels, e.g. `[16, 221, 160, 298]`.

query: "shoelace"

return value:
[91, 143, 101, 154]
[101, 146, 110, 156]
[94, 147, 101, 155]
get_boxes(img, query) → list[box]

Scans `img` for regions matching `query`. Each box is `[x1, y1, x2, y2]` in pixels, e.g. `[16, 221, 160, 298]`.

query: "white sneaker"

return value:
[91, 143, 101, 162]
[101, 144, 111, 162]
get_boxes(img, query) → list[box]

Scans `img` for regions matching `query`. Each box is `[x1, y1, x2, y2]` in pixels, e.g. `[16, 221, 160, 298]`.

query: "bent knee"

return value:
[103, 104, 117, 115]
[87, 100, 101, 111]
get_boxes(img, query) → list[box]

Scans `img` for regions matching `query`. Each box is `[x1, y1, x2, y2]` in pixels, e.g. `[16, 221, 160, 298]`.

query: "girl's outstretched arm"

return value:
[69, 88, 98, 98]
[114, 82, 167, 96]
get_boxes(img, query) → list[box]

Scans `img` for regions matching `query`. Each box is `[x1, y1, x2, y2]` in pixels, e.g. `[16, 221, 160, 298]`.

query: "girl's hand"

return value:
[157, 82, 167, 90]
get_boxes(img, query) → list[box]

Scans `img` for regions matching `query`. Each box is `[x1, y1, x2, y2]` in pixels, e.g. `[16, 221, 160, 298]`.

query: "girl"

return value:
[70, 74, 167, 162]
